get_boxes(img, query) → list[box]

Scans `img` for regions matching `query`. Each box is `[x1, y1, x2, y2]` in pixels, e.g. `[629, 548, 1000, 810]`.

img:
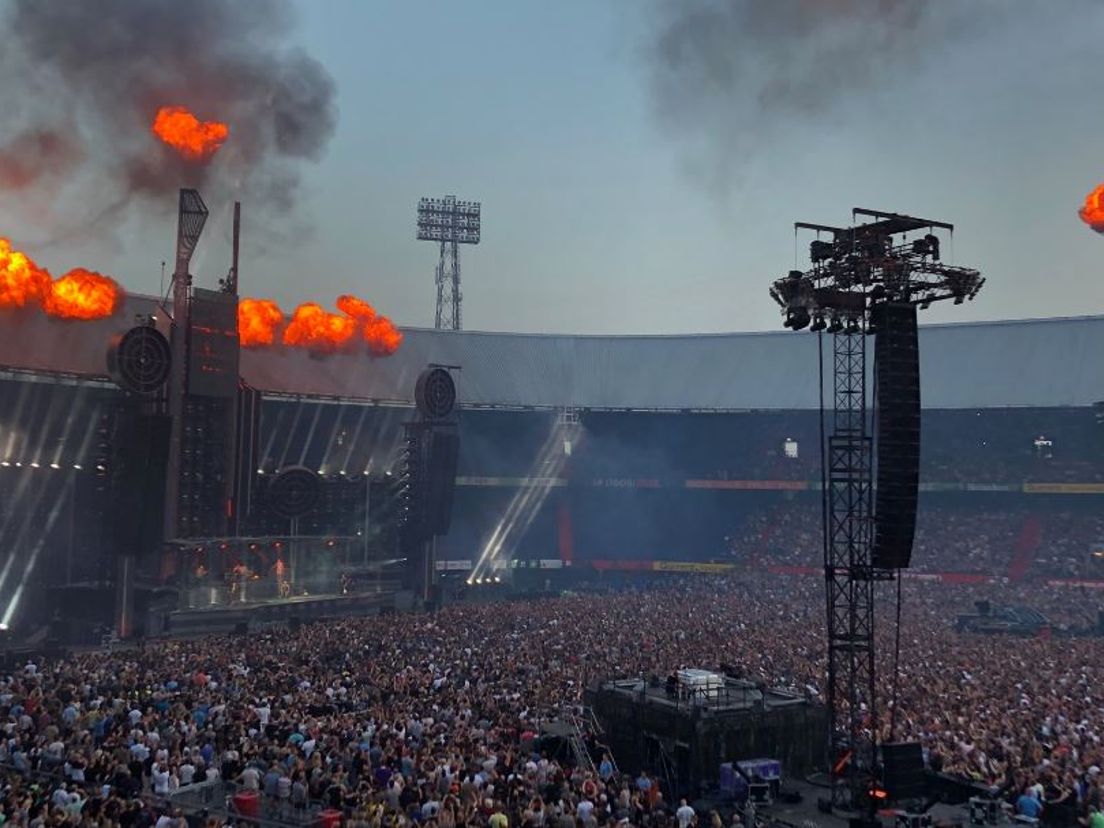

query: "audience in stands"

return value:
[739, 502, 1103, 580]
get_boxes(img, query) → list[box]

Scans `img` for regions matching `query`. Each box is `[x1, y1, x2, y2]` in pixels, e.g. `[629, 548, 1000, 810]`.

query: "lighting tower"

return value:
[417, 196, 481, 329]
[768, 209, 983, 815]
[164, 188, 209, 541]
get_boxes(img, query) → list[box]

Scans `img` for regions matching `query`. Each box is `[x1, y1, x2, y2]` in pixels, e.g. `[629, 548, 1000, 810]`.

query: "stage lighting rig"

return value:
[769, 208, 983, 328]
[765, 207, 983, 817]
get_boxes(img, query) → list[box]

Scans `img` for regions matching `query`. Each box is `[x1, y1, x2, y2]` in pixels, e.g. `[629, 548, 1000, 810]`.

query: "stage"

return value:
[162, 585, 407, 637]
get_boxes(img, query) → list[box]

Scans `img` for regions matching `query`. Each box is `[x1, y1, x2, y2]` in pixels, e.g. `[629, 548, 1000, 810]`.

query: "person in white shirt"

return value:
[255, 700, 271, 727]
[576, 798, 595, 821]
[677, 798, 697, 828]
[240, 765, 261, 791]
[151, 762, 171, 795]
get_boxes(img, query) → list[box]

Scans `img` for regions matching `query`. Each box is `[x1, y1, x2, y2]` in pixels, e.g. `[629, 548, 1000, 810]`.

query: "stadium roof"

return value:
[0, 294, 1100, 411]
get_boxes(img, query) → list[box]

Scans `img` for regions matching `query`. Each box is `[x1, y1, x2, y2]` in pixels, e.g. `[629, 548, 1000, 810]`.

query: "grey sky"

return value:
[3, 1, 1103, 334]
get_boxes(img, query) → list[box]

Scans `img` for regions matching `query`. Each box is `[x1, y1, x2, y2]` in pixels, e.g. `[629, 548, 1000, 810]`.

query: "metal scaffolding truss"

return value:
[770, 208, 983, 816]
[823, 328, 878, 809]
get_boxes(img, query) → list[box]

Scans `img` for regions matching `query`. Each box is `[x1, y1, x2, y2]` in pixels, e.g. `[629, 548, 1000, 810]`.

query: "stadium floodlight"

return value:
[416, 197, 481, 244]
[417, 195, 481, 330]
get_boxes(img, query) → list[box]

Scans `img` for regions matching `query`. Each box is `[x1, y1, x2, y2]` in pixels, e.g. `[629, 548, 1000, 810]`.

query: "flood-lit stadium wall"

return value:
[0, 301, 1101, 626]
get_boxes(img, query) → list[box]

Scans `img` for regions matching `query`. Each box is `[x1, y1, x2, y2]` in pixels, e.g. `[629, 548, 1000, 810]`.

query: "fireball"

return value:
[282, 302, 358, 352]
[152, 105, 229, 161]
[43, 269, 121, 319]
[0, 237, 52, 309]
[1079, 181, 1104, 233]
[0, 237, 121, 318]
[238, 298, 285, 347]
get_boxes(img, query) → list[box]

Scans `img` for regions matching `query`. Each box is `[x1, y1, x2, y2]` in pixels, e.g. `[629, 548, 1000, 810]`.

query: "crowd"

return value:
[1036, 513, 1104, 579]
[910, 508, 1025, 574]
[739, 503, 1026, 573]
[0, 574, 1103, 826]
[739, 501, 1103, 580]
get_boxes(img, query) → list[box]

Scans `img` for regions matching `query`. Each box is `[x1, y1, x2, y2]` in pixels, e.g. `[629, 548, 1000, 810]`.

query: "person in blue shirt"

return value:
[1015, 788, 1043, 820]
[598, 753, 614, 782]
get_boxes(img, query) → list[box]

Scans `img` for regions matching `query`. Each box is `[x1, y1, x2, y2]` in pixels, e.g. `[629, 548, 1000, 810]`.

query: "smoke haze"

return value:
[0, 0, 337, 236]
[647, 0, 992, 188]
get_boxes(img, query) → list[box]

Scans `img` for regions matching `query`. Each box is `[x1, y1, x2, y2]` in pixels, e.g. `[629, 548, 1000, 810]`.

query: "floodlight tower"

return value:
[768, 209, 983, 816]
[416, 196, 481, 329]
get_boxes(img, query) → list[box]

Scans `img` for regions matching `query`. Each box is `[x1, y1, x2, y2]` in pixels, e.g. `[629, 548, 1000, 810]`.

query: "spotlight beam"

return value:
[2, 474, 76, 627]
[470, 418, 580, 581]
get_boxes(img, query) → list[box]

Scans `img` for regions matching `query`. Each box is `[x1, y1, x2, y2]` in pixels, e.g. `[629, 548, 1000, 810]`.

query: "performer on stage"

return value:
[274, 558, 291, 598]
[228, 561, 250, 603]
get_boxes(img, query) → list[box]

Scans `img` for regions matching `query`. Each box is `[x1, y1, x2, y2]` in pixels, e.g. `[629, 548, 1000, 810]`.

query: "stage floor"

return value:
[180, 588, 382, 613]
[164, 587, 403, 636]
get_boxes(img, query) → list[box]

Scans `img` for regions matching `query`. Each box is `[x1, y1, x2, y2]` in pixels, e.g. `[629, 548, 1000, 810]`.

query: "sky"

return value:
[4, 1, 1104, 335]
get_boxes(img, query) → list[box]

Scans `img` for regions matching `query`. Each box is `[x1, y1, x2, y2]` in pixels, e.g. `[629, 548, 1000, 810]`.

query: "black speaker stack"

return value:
[400, 367, 460, 557]
[423, 429, 460, 534]
[882, 741, 926, 801]
[872, 303, 921, 570]
[108, 409, 172, 556]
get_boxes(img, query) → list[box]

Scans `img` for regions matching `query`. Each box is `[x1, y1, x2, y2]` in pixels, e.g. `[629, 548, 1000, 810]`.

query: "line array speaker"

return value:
[873, 303, 920, 569]
[424, 428, 459, 535]
[110, 410, 172, 554]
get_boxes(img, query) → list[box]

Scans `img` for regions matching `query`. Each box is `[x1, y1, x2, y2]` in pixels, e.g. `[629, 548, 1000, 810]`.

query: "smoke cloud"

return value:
[0, 129, 84, 191]
[646, 0, 985, 187]
[0, 0, 337, 233]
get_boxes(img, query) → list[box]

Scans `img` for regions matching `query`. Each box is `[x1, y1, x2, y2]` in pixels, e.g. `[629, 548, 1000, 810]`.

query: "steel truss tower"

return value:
[824, 325, 878, 810]
[417, 196, 481, 330]
[769, 209, 984, 814]
[435, 240, 460, 330]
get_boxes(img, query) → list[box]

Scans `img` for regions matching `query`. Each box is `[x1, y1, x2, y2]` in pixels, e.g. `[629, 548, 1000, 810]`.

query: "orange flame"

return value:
[336, 293, 403, 355]
[281, 302, 358, 352]
[1079, 181, 1104, 233]
[0, 236, 121, 319]
[335, 294, 377, 320]
[362, 315, 403, 356]
[0, 237, 52, 309]
[151, 105, 229, 161]
[238, 298, 284, 347]
[238, 294, 403, 356]
[43, 268, 122, 320]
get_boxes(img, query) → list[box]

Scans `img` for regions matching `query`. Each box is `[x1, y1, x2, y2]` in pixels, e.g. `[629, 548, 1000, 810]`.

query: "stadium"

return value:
[3, 301, 1102, 630]
[1, 280, 1103, 822]
[3, 3, 1104, 828]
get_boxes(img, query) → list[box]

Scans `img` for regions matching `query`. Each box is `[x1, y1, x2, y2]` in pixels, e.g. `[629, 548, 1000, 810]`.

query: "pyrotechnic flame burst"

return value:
[283, 302, 358, 352]
[151, 106, 229, 161]
[238, 295, 403, 356]
[0, 237, 121, 319]
[1079, 182, 1104, 234]
[238, 299, 285, 347]
[43, 269, 122, 320]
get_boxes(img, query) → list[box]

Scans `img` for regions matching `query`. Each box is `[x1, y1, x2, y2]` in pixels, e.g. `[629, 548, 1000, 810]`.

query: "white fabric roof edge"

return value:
[0, 296, 1100, 411]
